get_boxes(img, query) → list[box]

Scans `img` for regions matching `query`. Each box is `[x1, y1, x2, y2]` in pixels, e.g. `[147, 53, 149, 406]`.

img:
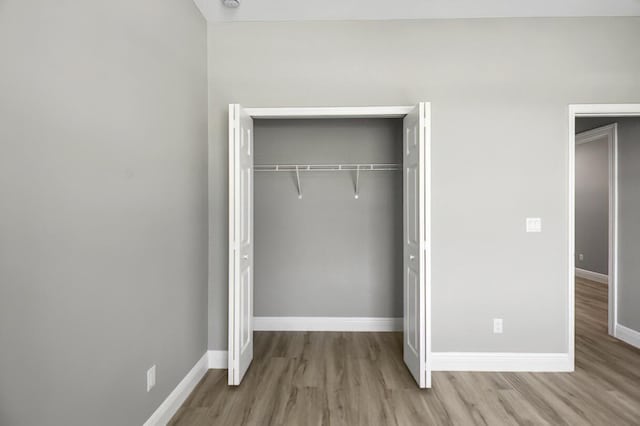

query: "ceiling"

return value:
[193, 0, 640, 22]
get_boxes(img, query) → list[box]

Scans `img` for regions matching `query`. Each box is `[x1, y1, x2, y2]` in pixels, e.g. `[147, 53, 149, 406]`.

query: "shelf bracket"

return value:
[354, 165, 360, 199]
[295, 166, 302, 199]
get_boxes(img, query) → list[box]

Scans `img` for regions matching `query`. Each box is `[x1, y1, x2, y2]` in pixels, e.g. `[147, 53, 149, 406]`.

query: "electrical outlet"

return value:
[493, 318, 503, 334]
[147, 365, 156, 392]
[579, 253, 584, 261]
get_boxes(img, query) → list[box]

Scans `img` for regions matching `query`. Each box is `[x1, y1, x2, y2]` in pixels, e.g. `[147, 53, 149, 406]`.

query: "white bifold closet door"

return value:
[403, 102, 431, 388]
[228, 104, 254, 386]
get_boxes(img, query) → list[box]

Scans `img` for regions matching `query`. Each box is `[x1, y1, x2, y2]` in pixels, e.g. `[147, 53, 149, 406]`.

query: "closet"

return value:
[227, 105, 432, 389]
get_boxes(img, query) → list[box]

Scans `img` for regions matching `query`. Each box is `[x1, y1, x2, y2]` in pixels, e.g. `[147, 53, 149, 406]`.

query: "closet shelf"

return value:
[254, 163, 401, 200]
[254, 163, 401, 172]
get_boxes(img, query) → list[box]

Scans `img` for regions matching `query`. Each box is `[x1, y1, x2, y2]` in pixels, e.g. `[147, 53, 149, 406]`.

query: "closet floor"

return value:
[170, 279, 640, 425]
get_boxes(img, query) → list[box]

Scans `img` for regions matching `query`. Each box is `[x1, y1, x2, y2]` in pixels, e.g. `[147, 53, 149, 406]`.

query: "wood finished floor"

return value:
[170, 278, 640, 425]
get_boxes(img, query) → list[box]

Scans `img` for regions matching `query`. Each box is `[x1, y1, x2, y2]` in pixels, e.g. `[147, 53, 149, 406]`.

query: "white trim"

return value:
[570, 104, 640, 117]
[206, 350, 574, 372]
[615, 324, 640, 350]
[244, 106, 413, 119]
[431, 352, 572, 372]
[424, 102, 433, 388]
[568, 106, 576, 371]
[208, 350, 228, 369]
[575, 268, 609, 285]
[253, 316, 402, 332]
[228, 104, 237, 385]
[607, 124, 619, 337]
[143, 352, 208, 426]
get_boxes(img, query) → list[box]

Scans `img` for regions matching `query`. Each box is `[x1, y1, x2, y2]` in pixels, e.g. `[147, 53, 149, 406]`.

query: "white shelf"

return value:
[254, 163, 401, 199]
[254, 163, 401, 172]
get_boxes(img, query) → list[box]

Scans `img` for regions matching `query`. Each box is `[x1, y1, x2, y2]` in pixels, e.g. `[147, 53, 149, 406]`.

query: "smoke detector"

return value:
[223, 0, 240, 7]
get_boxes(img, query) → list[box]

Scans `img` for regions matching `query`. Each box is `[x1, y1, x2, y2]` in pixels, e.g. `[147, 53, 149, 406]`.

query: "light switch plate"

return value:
[526, 217, 542, 233]
[147, 365, 156, 392]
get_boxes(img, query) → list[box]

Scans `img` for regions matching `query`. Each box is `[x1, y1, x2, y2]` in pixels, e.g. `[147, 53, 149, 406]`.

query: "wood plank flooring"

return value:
[170, 278, 640, 425]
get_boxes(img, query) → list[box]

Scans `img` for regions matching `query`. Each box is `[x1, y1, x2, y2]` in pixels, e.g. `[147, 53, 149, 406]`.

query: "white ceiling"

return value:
[193, 0, 640, 22]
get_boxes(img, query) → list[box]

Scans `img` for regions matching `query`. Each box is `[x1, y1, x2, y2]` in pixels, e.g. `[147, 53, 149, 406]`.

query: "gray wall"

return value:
[208, 18, 640, 353]
[0, 1, 207, 425]
[575, 127, 609, 274]
[575, 118, 640, 333]
[254, 119, 403, 317]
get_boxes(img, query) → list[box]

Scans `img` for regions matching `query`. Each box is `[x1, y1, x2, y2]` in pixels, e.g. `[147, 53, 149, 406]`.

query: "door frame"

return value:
[243, 106, 414, 119]
[228, 104, 432, 386]
[568, 104, 640, 367]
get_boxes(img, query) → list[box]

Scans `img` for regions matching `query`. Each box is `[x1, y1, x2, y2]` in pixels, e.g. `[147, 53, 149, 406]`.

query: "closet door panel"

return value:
[228, 104, 254, 386]
[403, 102, 431, 388]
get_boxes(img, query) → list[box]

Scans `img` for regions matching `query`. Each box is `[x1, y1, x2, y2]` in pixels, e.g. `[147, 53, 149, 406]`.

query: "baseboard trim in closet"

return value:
[253, 316, 402, 332]
[431, 352, 572, 372]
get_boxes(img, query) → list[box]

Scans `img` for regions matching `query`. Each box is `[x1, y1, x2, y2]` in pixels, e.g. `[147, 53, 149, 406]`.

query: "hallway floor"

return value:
[170, 277, 640, 425]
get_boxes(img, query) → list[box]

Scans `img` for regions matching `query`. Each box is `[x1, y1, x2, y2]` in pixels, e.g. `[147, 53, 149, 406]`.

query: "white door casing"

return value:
[228, 104, 254, 385]
[226, 104, 431, 388]
[403, 102, 431, 388]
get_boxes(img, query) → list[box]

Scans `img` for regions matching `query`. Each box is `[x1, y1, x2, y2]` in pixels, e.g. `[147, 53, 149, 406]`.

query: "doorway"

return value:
[574, 123, 617, 335]
[569, 104, 640, 366]
[227, 105, 432, 388]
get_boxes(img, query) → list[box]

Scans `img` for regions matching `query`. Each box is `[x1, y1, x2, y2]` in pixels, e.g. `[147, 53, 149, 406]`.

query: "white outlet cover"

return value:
[147, 365, 156, 392]
[526, 217, 542, 233]
[493, 318, 503, 334]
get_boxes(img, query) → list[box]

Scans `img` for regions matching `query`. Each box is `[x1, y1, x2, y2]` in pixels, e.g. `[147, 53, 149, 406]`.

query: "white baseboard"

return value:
[206, 349, 572, 372]
[431, 352, 572, 372]
[208, 350, 228, 369]
[143, 352, 208, 426]
[575, 268, 608, 284]
[143, 348, 573, 424]
[615, 324, 640, 349]
[253, 316, 402, 332]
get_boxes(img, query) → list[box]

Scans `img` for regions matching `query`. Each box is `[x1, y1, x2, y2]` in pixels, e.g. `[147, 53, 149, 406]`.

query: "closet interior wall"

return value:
[253, 118, 404, 319]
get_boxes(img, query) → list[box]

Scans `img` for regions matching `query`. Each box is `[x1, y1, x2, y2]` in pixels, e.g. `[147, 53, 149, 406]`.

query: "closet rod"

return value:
[254, 163, 401, 172]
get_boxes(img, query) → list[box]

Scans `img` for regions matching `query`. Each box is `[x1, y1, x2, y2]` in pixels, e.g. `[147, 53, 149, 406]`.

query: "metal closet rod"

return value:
[254, 163, 402, 172]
